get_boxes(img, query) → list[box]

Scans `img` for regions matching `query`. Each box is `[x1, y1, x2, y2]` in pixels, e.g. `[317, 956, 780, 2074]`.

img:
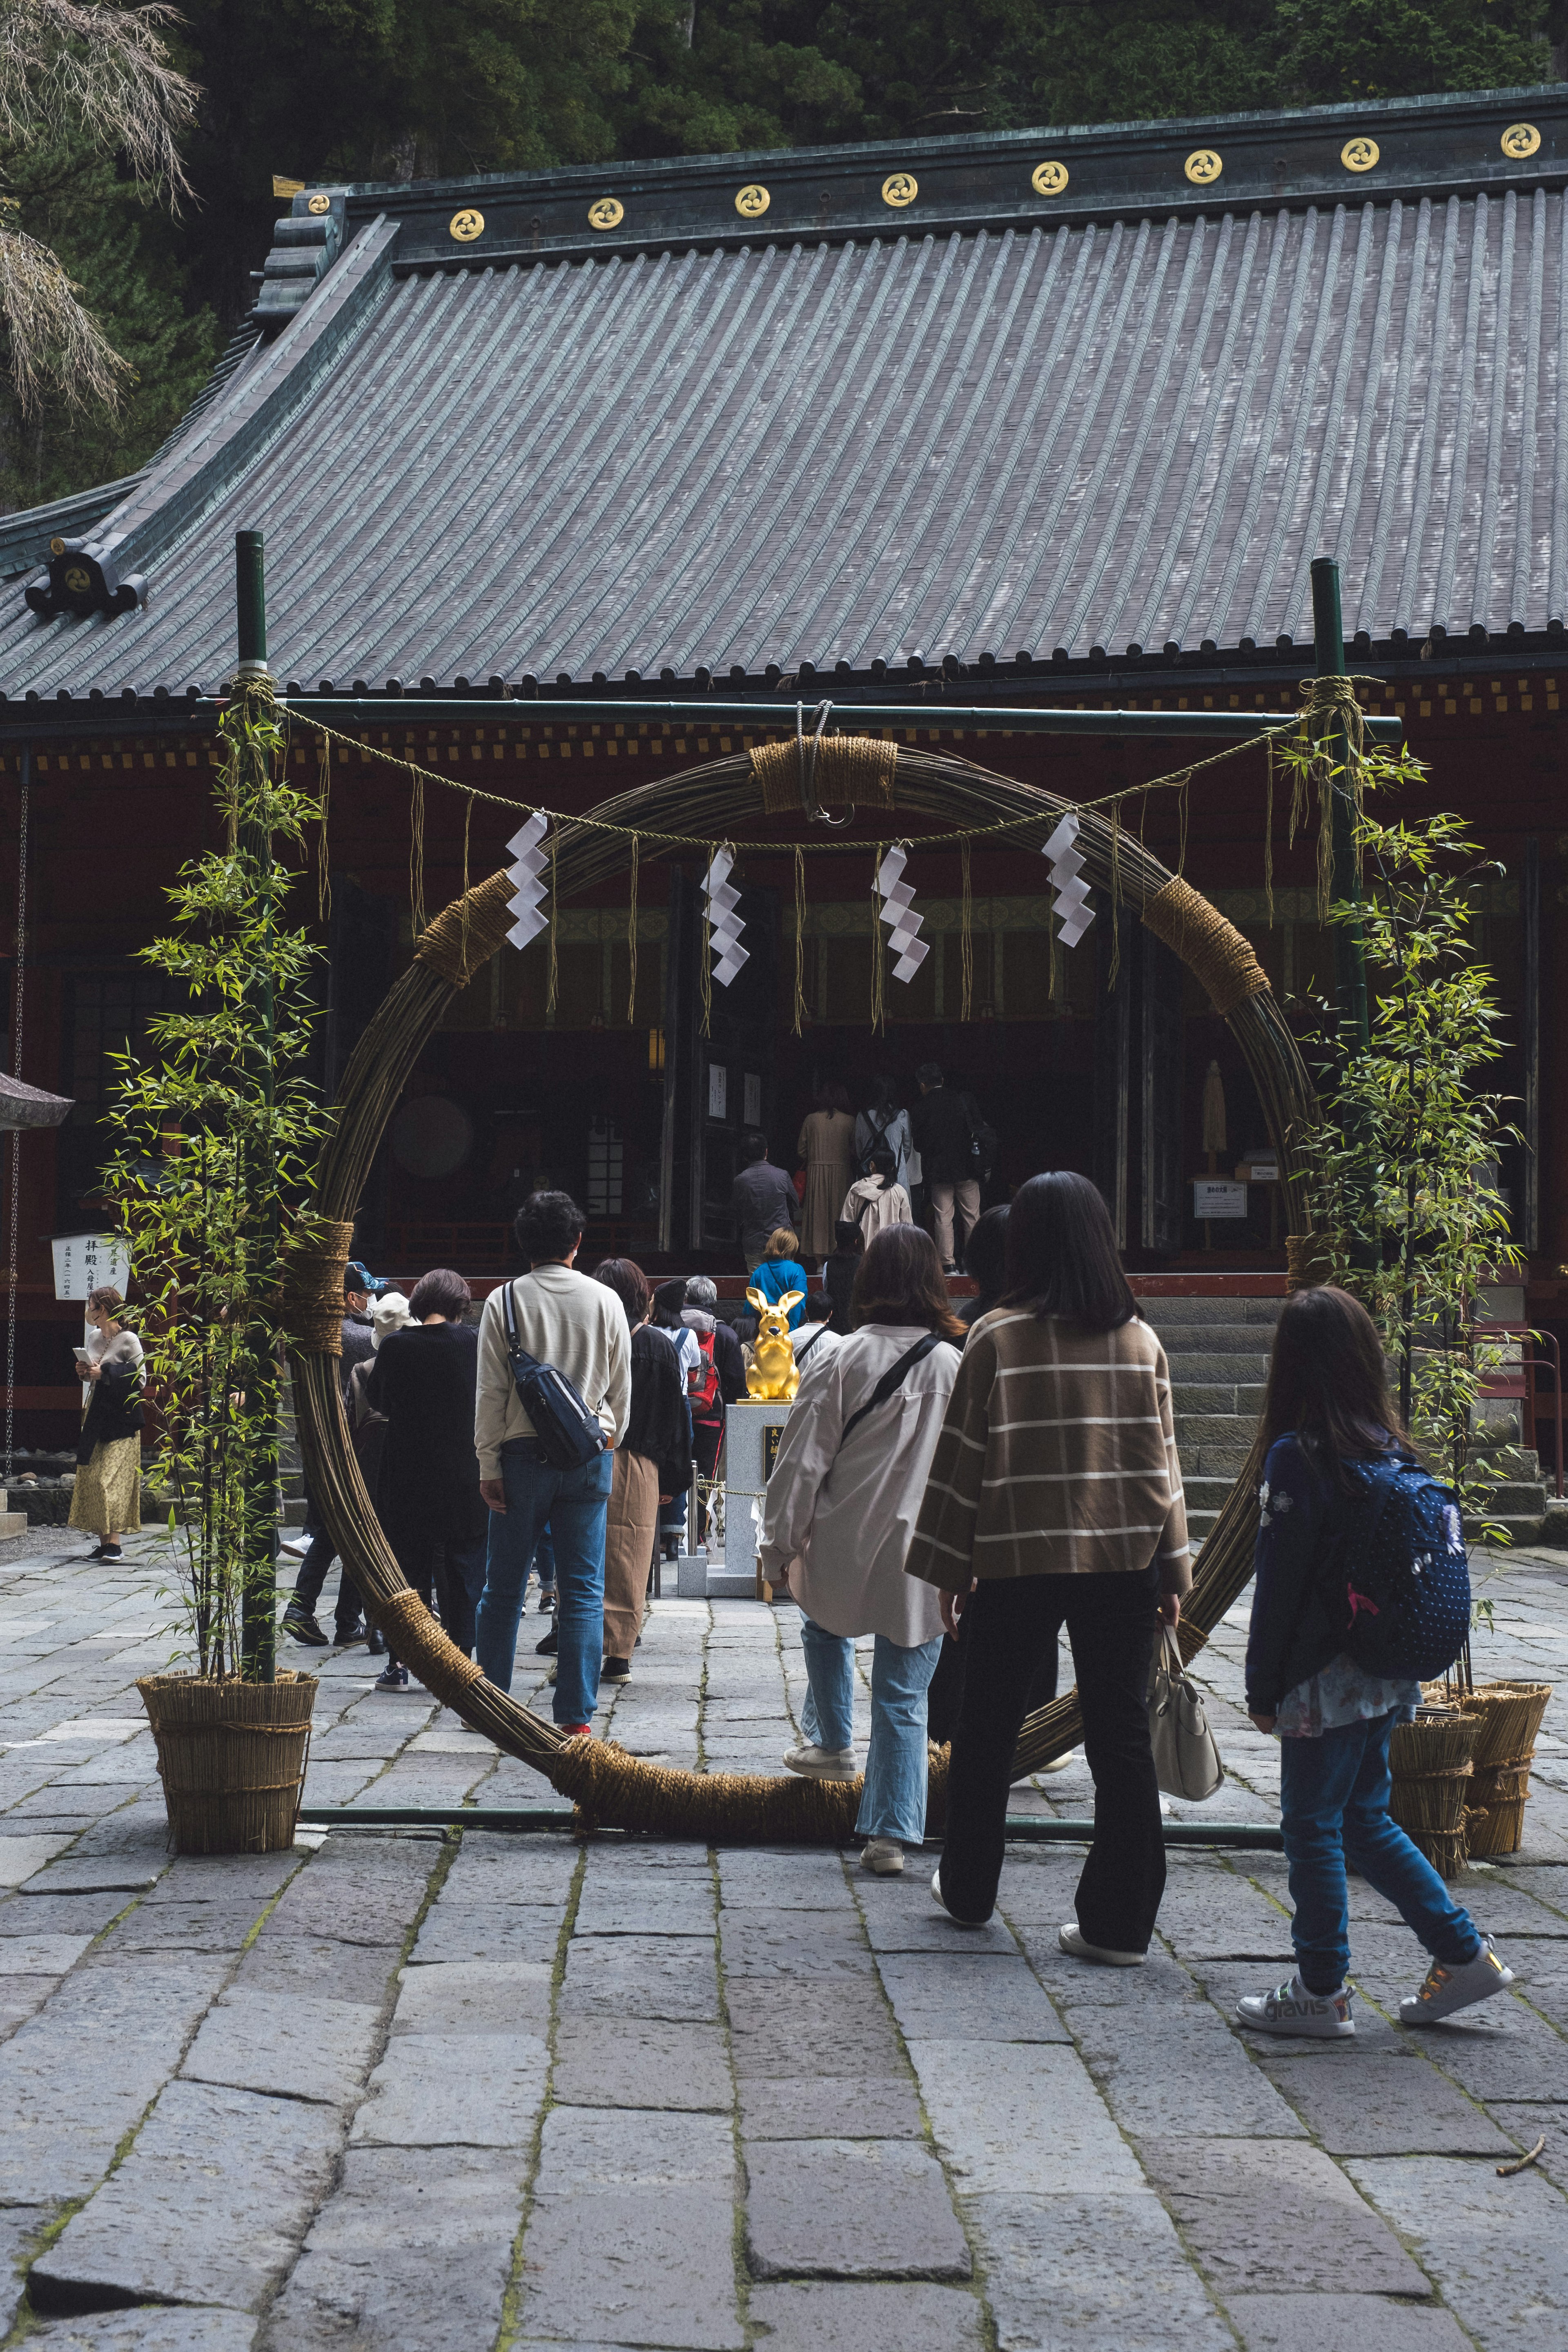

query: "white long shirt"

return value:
[758, 1323, 958, 1647]
[474, 1263, 632, 1480]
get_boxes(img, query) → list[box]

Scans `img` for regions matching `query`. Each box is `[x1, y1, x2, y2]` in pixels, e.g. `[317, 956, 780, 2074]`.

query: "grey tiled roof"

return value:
[2, 92, 1565, 696]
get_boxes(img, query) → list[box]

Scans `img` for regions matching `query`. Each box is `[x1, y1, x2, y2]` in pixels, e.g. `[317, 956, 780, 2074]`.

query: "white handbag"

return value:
[1147, 1626, 1225, 1802]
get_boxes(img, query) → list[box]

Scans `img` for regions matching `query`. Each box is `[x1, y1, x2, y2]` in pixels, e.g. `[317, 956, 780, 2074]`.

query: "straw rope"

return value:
[293, 744, 1327, 1822]
[280, 1219, 356, 1352]
[1140, 877, 1270, 1018]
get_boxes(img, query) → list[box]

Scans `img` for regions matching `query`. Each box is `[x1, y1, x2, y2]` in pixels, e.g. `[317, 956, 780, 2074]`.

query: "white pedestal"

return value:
[719, 1399, 793, 1596]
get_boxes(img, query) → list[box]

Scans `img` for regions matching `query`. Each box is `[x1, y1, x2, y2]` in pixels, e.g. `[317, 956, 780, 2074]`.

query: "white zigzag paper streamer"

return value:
[876, 845, 929, 984]
[505, 811, 550, 950]
[703, 847, 749, 987]
[1042, 812, 1095, 949]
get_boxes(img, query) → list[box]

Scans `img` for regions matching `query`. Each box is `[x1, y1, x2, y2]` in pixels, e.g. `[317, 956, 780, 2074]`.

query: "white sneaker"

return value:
[1236, 1973, 1355, 2037]
[1040, 1749, 1077, 1774]
[861, 1838, 904, 1875]
[930, 1864, 989, 1928]
[1399, 1936, 1515, 2027]
[1059, 1921, 1147, 1968]
[782, 1742, 857, 1779]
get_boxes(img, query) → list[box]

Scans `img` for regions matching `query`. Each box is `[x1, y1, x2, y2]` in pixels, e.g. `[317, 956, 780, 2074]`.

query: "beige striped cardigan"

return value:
[905, 1308, 1192, 1595]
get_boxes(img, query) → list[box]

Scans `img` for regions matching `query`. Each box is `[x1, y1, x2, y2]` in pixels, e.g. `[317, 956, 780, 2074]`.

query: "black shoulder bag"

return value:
[840, 1331, 951, 1446]
[500, 1278, 610, 1472]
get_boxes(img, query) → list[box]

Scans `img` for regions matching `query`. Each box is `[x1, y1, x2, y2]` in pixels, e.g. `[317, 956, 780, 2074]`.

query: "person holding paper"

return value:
[69, 1287, 144, 1563]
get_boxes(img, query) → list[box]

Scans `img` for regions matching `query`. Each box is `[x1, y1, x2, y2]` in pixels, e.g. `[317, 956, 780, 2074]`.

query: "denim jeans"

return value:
[798, 1615, 942, 1845]
[477, 1441, 613, 1726]
[1281, 1709, 1483, 1993]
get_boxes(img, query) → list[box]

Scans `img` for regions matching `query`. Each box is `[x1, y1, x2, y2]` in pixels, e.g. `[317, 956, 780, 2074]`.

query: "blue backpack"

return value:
[1333, 1455, 1471, 1681]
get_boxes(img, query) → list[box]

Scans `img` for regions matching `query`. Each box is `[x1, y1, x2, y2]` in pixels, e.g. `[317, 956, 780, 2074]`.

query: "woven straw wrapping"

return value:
[752, 735, 896, 815]
[280, 1221, 356, 1355]
[1459, 1684, 1550, 1855]
[1141, 876, 1270, 1018]
[138, 1671, 316, 1855]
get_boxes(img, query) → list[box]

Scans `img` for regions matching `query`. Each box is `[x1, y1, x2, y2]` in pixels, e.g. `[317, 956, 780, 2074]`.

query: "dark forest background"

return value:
[1, 0, 1562, 513]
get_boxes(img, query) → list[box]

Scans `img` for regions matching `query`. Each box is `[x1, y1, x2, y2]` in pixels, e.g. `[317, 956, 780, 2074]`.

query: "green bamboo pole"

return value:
[235, 530, 278, 1682]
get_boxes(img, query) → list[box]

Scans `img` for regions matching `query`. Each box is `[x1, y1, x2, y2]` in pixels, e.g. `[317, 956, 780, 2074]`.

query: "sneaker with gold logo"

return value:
[1399, 1936, 1514, 2026]
[1236, 1973, 1355, 2038]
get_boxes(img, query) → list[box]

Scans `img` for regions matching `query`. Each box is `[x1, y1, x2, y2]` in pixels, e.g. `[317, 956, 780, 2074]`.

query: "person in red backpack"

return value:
[682, 1276, 746, 1539]
[1236, 1285, 1514, 2039]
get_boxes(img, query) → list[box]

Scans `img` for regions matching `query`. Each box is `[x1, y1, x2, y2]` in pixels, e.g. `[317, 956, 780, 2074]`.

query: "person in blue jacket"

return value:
[748, 1227, 809, 1330]
[1236, 1284, 1514, 2041]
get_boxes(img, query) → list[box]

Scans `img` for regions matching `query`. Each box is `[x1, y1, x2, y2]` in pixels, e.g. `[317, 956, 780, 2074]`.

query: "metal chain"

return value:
[5, 766, 28, 1484]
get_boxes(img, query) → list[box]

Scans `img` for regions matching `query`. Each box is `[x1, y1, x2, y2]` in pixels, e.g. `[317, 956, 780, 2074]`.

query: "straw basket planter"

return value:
[138, 1672, 317, 1855]
[1460, 1681, 1552, 1859]
[1390, 1709, 1479, 1879]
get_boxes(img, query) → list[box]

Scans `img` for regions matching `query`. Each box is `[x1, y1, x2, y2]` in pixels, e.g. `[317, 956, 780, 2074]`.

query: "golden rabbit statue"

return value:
[744, 1285, 803, 1401]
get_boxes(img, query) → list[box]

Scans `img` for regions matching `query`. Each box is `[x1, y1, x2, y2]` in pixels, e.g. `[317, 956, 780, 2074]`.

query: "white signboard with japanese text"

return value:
[51, 1233, 130, 1301]
[1192, 1181, 1248, 1221]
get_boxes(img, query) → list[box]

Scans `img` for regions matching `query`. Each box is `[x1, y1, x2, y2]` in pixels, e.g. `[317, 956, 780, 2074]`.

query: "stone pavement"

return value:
[0, 1531, 1565, 2350]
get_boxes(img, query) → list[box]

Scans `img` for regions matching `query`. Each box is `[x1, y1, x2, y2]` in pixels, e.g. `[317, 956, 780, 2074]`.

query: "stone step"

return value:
[1153, 1324, 1277, 1357]
[1172, 1383, 1267, 1417]
[1469, 1511, 1547, 1545]
[1138, 1296, 1283, 1328]
[1162, 1350, 1272, 1383]
[1174, 1412, 1259, 1449]
[1469, 1480, 1550, 1518]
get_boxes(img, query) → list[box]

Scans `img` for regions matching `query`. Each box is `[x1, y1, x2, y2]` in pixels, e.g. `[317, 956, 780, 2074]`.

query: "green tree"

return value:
[1277, 0, 1555, 102]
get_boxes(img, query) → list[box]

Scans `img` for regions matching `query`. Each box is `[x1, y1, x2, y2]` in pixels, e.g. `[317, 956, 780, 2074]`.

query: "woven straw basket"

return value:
[138, 1672, 317, 1855]
[1390, 1709, 1478, 1879]
[1460, 1682, 1551, 1858]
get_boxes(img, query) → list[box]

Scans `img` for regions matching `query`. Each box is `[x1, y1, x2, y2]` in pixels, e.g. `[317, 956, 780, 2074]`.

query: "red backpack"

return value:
[688, 1325, 721, 1417]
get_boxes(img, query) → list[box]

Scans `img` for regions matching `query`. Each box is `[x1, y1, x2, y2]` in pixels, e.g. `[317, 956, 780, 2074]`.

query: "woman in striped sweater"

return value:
[907, 1172, 1189, 1948]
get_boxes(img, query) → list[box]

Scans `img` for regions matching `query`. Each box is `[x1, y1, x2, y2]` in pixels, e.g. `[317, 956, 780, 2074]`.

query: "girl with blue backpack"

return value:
[1237, 1284, 1515, 2039]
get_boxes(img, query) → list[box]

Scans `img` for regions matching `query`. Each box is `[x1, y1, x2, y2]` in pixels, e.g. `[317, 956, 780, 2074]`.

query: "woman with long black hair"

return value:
[1235, 1284, 1513, 2037]
[908, 1172, 1189, 1944]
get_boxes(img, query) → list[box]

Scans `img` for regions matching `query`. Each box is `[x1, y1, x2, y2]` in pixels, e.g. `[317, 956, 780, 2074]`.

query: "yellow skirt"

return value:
[68, 1439, 142, 1538]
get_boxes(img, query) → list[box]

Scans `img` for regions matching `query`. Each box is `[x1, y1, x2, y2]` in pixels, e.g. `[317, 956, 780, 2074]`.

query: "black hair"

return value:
[961, 1203, 1010, 1312]
[867, 1074, 899, 1114]
[801, 1290, 833, 1324]
[1261, 1285, 1405, 1482]
[815, 1080, 852, 1114]
[832, 1219, 864, 1255]
[651, 1278, 688, 1326]
[596, 1257, 652, 1327]
[408, 1267, 472, 1321]
[740, 1130, 768, 1165]
[514, 1190, 585, 1262]
[868, 1147, 897, 1183]
[1003, 1172, 1136, 1333]
[917, 1061, 943, 1089]
[851, 1225, 967, 1339]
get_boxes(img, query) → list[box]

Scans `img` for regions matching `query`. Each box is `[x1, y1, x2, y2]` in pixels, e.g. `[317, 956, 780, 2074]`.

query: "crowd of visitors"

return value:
[247, 1082, 1517, 2023]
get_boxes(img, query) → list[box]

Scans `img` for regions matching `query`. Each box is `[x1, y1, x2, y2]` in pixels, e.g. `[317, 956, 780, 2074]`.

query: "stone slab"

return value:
[350, 2030, 548, 2147]
[1225, 2294, 1472, 2351]
[517, 2184, 746, 2350]
[0, 1953, 230, 2202]
[0, 2203, 46, 2335]
[559, 1932, 719, 2022]
[876, 1954, 1071, 2045]
[1345, 2154, 1568, 2351]
[574, 1877, 716, 1938]
[97, 1896, 266, 1952]
[726, 1978, 902, 2078]
[722, 1915, 874, 1978]
[233, 1932, 408, 2007]
[407, 1902, 568, 1965]
[1390, 2002, 1568, 2101]
[1262, 2054, 1516, 2155]
[29, 2315, 258, 2350]
[552, 2016, 734, 2111]
[538, 2106, 736, 2189]
[964, 2190, 1236, 2352]
[266, 2144, 528, 2352]
[858, 1886, 1019, 1954]
[31, 2078, 343, 2312]
[907, 2040, 1147, 2194]
[390, 1958, 555, 2035]
[738, 2073, 924, 2139]
[18, 1852, 163, 1895]
[746, 2281, 986, 2352]
[440, 1834, 580, 1906]
[1065, 2004, 1307, 2137]
[0, 1834, 74, 1885]
[180, 1985, 383, 2107]
[744, 2138, 971, 2280]
[1134, 2136, 1431, 2295]
[0, 1931, 93, 1973]
[718, 1852, 861, 1910]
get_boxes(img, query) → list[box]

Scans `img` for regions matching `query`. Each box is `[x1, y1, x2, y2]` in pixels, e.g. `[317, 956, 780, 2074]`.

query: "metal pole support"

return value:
[1309, 557, 1371, 1056]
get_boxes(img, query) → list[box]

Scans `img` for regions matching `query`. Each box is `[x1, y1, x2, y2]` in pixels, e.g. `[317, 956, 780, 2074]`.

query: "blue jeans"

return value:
[477, 1441, 613, 1726]
[799, 1615, 942, 1845]
[1280, 1709, 1483, 1993]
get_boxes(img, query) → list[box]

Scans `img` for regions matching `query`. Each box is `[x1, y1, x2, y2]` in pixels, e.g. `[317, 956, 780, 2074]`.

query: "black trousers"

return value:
[387, 1527, 488, 1666]
[292, 1485, 362, 1635]
[926, 1604, 1058, 1748]
[940, 1565, 1164, 1947]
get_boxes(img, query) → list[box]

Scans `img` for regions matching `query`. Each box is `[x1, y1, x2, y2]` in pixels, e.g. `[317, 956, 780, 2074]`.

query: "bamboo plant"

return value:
[1284, 740, 1523, 1538]
[99, 684, 326, 1680]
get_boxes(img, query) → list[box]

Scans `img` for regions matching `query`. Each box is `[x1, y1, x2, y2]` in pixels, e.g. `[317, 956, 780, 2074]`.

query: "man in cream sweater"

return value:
[474, 1192, 631, 1732]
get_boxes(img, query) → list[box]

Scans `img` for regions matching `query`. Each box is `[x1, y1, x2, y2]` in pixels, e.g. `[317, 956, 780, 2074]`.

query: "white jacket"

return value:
[474, 1263, 632, 1480]
[758, 1323, 958, 1646]
[840, 1174, 914, 1248]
